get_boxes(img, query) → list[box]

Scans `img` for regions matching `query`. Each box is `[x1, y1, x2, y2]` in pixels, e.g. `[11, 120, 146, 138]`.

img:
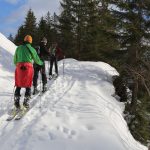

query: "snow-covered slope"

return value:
[0, 33, 148, 150]
[0, 33, 16, 55]
[0, 33, 16, 117]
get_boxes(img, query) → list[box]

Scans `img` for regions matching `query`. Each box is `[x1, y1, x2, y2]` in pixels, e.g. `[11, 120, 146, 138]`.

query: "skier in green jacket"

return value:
[14, 35, 43, 109]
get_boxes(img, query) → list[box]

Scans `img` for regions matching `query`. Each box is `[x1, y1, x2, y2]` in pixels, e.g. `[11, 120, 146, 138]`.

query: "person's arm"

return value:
[41, 44, 50, 55]
[44, 46, 50, 55]
[28, 45, 43, 66]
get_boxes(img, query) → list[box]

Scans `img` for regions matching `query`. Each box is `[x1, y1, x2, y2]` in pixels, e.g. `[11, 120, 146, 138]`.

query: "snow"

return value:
[0, 33, 16, 55]
[0, 32, 148, 150]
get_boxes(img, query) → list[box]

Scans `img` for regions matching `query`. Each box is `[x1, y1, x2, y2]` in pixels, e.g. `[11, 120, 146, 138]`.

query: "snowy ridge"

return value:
[0, 32, 16, 55]
[0, 33, 16, 106]
[0, 33, 148, 150]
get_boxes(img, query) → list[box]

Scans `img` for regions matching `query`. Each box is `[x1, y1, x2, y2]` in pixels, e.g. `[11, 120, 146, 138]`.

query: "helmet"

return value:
[24, 35, 32, 43]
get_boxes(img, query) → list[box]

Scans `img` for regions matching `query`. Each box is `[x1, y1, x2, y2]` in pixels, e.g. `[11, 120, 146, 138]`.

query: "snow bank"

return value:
[0, 32, 16, 55]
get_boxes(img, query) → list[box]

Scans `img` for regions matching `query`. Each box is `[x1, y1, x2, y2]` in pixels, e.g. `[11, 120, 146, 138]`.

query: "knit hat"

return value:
[41, 37, 47, 43]
[24, 35, 32, 43]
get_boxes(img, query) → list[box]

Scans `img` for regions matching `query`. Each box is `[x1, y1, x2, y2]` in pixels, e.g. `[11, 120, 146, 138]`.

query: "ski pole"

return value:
[7, 86, 15, 111]
[63, 55, 65, 77]
[48, 57, 50, 75]
[39, 68, 42, 109]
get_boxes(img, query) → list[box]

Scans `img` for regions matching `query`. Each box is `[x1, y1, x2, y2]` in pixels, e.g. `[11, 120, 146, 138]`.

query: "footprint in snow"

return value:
[48, 132, 56, 140]
[57, 126, 77, 139]
[86, 125, 95, 131]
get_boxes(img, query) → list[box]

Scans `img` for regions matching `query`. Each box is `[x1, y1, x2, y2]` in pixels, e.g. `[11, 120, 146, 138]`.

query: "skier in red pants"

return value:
[14, 35, 43, 109]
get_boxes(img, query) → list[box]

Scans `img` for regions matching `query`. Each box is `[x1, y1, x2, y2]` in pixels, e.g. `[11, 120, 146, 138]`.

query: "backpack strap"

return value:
[25, 45, 33, 57]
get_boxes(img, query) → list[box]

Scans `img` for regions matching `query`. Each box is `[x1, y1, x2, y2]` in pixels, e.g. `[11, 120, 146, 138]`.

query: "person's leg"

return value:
[33, 65, 40, 94]
[54, 57, 58, 75]
[33, 65, 39, 87]
[15, 87, 21, 96]
[14, 87, 21, 109]
[49, 57, 54, 76]
[41, 62, 47, 92]
[41, 62, 47, 85]
[25, 87, 31, 97]
[23, 87, 31, 108]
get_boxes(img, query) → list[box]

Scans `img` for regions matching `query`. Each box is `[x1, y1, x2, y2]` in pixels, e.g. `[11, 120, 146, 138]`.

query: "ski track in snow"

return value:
[0, 60, 147, 150]
[0, 33, 148, 150]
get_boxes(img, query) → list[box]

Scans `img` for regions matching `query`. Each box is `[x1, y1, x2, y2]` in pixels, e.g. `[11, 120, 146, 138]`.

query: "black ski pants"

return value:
[15, 87, 31, 97]
[33, 62, 47, 87]
[49, 55, 58, 75]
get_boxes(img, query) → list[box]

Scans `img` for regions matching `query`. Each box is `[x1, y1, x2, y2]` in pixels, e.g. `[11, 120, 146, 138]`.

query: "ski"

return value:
[38, 74, 58, 96]
[14, 107, 29, 120]
[6, 108, 20, 121]
[53, 75, 58, 80]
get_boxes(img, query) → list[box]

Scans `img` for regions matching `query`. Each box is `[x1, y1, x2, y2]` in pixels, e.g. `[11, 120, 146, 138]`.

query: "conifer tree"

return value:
[14, 9, 37, 46]
[96, 0, 119, 60]
[14, 25, 26, 45]
[110, 0, 150, 144]
[51, 13, 59, 43]
[78, 0, 101, 60]
[110, 0, 150, 106]
[58, 0, 75, 57]
[37, 16, 47, 43]
[8, 34, 14, 42]
[24, 9, 37, 45]
[45, 11, 53, 46]
[59, 0, 102, 59]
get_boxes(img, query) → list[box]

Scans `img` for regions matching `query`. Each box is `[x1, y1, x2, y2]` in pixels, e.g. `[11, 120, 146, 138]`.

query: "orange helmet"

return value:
[24, 35, 32, 43]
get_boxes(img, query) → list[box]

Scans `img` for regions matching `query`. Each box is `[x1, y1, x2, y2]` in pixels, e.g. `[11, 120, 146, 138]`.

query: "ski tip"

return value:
[6, 118, 12, 121]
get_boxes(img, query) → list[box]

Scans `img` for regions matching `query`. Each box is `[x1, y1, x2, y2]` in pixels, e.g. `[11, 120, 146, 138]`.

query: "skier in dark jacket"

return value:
[14, 35, 43, 109]
[49, 42, 63, 79]
[33, 37, 50, 94]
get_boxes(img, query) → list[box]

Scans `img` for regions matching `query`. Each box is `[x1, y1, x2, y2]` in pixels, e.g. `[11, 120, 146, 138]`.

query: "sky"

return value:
[0, 0, 60, 37]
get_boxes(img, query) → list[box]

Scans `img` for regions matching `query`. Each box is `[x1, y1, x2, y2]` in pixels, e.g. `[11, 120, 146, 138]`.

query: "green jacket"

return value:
[14, 43, 43, 66]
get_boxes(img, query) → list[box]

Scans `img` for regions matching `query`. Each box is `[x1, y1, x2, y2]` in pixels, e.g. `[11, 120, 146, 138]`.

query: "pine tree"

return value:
[14, 9, 37, 46]
[14, 25, 26, 45]
[59, 0, 103, 59]
[45, 11, 53, 46]
[110, 0, 150, 144]
[8, 34, 14, 42]
[78, 0, 101, 60]
[37, 16, 47, 43]
[51, 12, 59, 43]
[24, 9, 37, 45]
[96, 0, 119, 60]
[110, 0, 150, 108]
[58, 0, 75, 57]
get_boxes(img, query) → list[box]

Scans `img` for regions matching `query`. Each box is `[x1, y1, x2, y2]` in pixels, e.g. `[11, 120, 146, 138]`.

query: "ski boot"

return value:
[54, 73, 58, 77]
[49, 75, 53, 80]
[53, 73, 58, 79]
[23, 96, 30, 109]
[33, 86, 39, 95]
[14, 96, 21, 110]
[42, 84, 47, 93]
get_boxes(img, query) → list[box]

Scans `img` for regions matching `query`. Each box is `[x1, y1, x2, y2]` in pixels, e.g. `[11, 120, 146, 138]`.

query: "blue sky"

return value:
[0, 0, 60, 37]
